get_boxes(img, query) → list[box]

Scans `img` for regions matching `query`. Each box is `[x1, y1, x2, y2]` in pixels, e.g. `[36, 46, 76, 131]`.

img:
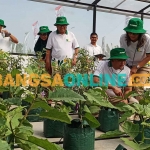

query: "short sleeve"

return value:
[46, 32, 53, 50]
[144, 34, 150, 54]
[71, 32, 79, 49]
[93, 61, 105, 77]
[120, 34, 125, 48]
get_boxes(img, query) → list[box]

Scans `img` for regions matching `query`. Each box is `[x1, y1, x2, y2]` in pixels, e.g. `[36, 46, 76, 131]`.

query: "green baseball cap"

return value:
[0, 19, 6, 28]
[124, 18, 146, 34]
[37, 26, 51, 35]
[54, 16, 69, 26]
[108, 48, 129, 60]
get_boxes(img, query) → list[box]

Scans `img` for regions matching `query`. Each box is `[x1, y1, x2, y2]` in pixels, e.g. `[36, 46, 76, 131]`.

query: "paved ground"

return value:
[15, 121, 133, 150]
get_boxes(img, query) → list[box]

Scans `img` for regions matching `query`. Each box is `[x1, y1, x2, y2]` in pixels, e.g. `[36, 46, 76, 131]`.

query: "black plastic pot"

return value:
[2, 91, 10, 99]
[63, 119, 95, 150]
[26, 107, 44, 122]
[43, 119, 65, 138]
[97, 107, 119, 132]
[134, 119, 150, 144]
[115, 144, 127, 150]
[22, 101, 44, 122]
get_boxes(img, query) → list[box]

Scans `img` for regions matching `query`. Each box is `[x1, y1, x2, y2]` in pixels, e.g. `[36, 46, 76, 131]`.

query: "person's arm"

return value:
[131, 35, 150, 74]
[45, 33, 53, 74]
[71, 32, 79, 65]
[131, 53, 150, 74]
[3, 30, 18, 43]
[72, 48, 79, 65]
[9, 34, 18, 43]
[45, 49, 52, 75]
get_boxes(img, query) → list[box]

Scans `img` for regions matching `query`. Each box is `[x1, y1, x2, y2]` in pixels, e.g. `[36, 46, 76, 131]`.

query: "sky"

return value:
[1, 0, 150, 53]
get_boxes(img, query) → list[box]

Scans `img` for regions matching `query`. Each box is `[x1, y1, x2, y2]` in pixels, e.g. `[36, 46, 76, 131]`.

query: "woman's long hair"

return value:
[125, 32, 146, 49]
[34, 31, 51, 58]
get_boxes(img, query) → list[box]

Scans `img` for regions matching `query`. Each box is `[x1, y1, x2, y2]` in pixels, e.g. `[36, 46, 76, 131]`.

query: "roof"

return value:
[29, 0, 150, 19]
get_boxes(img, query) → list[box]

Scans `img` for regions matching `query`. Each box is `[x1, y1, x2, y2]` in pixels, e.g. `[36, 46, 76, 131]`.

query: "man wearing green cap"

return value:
[45, 16, 79, 74]
[93, 48, 138, 104]
[120, 17, 150, 100]
[0, 19, 18, 52]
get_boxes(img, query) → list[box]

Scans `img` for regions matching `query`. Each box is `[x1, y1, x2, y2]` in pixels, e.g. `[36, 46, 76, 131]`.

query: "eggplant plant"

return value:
[0, 51, 72, 150]
[98, 90, 150, 150]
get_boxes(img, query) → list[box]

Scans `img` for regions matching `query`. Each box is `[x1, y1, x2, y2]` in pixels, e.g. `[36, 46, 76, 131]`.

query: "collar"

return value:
[56, 30, 68, 34]
[90, 43, 97, 47]
[108, 61, 124, 72]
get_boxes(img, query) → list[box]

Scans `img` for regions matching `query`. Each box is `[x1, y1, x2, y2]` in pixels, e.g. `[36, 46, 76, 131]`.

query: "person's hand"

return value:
[130, 66, 138, 75]
[72, 57, 77, 66]
[121, 99, 128, 104]
[2, 29, 11, 37]
[112, 86, 123, 97]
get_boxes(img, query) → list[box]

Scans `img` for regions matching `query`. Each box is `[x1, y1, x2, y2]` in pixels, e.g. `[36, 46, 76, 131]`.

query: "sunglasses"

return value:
[40, 33, 47, 36]
[128, 32, 139, 35]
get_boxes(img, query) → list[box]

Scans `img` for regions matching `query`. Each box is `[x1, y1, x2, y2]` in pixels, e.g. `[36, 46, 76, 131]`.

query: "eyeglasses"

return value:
[128, 32, 139, 35]
[40, 33, 47, 36]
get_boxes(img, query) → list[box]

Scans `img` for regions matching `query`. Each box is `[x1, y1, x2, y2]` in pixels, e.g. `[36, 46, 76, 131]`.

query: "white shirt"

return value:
[0, 33, 11, 52]
[46, 31, 79, 61]
[84, 43, 102, 56]
[94, 61, 130, 97]
[120, 33, 150, 66]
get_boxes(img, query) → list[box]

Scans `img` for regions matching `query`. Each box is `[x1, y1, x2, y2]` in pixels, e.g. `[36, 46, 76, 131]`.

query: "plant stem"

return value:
[18, 87, 38, 126]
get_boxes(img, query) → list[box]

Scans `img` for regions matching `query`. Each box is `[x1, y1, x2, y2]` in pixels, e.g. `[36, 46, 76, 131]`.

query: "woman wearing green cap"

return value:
[120, 18, 150, 74]
[120, 17, 150, 100]
[34, 26, 51, 59]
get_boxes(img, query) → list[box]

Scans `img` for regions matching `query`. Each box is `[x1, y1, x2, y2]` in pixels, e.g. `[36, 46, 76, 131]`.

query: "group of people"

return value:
[94, 18, 150, 104]
[0, 16, 150, 104]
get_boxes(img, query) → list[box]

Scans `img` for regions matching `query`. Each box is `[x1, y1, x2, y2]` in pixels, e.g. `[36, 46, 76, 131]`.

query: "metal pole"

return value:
[93, 5, 96, 33]
[141, 12, 144, 20]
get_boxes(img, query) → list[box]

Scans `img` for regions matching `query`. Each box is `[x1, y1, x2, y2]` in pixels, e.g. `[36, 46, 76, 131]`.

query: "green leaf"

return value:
[84, 90, 116, 109]
[40, 108, 72, 124]
[6, 106, 23, 129]
[83, 105, 91, 113]
[132, 103, 145, 114]
[0, 140, 11, 150]
[25, 66, 34, 74]
[122, 121, 139, 138]
[23, 95, 34, 104]
[121, 138, 150, 150]
[0, 103, 6, 111]
[119, 111, 133, 123]
[11, 68, 21, 78]
[89, 106, 100, 114]
[28, 136, 63, 150]
[31, 101, 51, 111]
[0, 87, 9, 92]
[16, 126, 33, 135]
[49, 87, 85, 102]
[124, 91, 139, 99]
[14, 87, 25, 96]
[0, 117, 6, 126]
[115, 103, 136, 113]
[83, 112, 100, 128]
[99, 130, 125, 139]
[5, 97, 22, 106]
[141, 122, 150, 127]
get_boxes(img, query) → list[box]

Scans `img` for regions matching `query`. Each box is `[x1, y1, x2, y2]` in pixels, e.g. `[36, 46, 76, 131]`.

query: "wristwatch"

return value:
[136, 65, 140, 69]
